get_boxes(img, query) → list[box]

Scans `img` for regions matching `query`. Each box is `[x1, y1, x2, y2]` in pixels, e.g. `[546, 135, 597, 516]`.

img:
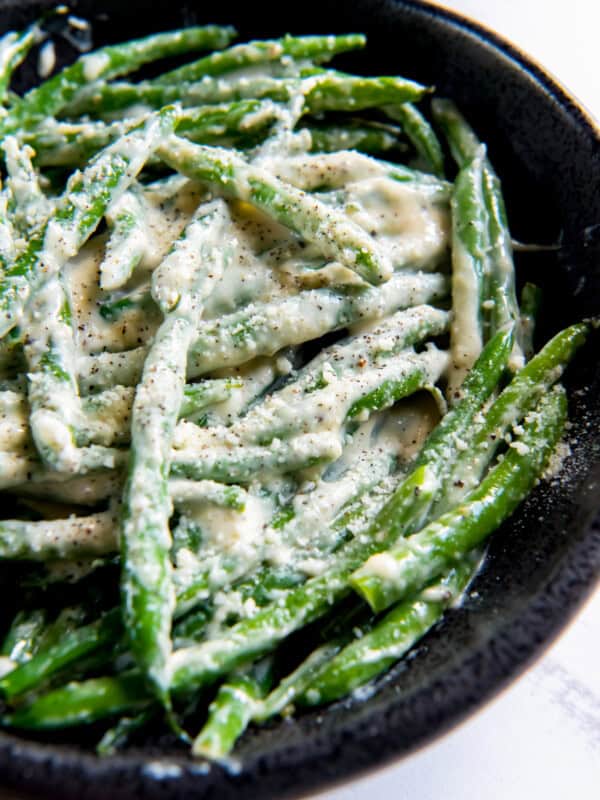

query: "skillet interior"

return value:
[0, 1, 598, 797]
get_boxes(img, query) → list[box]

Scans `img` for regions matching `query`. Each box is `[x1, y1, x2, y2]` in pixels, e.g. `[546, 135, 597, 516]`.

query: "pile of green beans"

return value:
[0, 12, 588, 762]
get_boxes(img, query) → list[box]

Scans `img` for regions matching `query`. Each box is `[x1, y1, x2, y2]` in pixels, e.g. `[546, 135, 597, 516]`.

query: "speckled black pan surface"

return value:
[0, 1, 598, 798]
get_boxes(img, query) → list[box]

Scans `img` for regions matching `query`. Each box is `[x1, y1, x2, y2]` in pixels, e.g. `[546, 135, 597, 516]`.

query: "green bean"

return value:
[1, 609, 47, 664]
[0, 510, 118, 560]
[0, 106, 178, 338]
[171, 430, 344, 484]
[302, 558, 476, 705]
[192, 662, 272, 759]
[173, 349, 447, 481]
[346, 371, 433, 419]
[63, 81, 198, 118]
[5, 672, 151, 729]
[431, 98, 480, 166]
[0, 378, 240, 457]
[0, 185, 16, 272]
[270, 433, 399, 554]
[150, 200, 234, 313]
[518, 282, 542, 361]
[193, 640, 341, 758]
[63, 76, 290, 118]
[0, 26, 235, 135]
[482, 164, 520, 357]
[432, 99, 522, 365]
[97, 707, 156, 756]
[436, 322, 588, 512]
[306, 120, 406, 156]
[302, 71, 428, 114]
[2, 135, 52, 233]
[256, 642, 341, 721]
[0, 23, 42, 103]
[184, 357, 282, 429]
[180, 379, 242, 420]
[351, 387, 567, 613]
[11, 470, 121, 507]
[210, 305, 448, 441]
[25, 276, 124, 473]
[158, 135, 392, 285]
[383, 103, 445, 177]
[67, 69, 426, 123]
[120, 200, 232, 700]
[372, 327, 514, 539]
[155, 34, 366, 85]
[85, 379, 236, 432]
[3, 474, 243, 525]
[447, 146, 487, 397]
[34, 605, 89, 653]
[0, 609, 122, 699]
[25, 119, 128, 168]
[177, 98, 280, 142]
[100, 189, 148, 291]
[169, 479, 248, 511]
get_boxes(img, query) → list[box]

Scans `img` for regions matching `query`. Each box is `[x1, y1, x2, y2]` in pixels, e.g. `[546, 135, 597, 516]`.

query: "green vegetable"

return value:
[447, 146, 488, 395]
[0, 26, 235, 135]
[0, 21, 582, 761]
[433, 98, 522, 366]
[192, 662, 272, 759]
[97, 708, 156, 756]
[0, 23, 42, 103]
[351, 387, 568, 612]
[384, 103, 445, 177]
[120, 200, 232, 701]
[0, 609, 122, 699]
[0, 106, 178, 337]
[6, 672, 151, 729]
[301, 558, 476, 705]
[155, 34, 366, 85]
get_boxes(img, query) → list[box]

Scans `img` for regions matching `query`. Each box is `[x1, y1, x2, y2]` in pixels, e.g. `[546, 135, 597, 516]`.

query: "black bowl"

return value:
[0, 1, 599, 798]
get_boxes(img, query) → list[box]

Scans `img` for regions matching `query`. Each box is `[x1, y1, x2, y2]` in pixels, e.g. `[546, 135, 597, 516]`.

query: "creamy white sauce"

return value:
[0, 128, 492, 686]
[37, 40, 56, 78]
[81, 51, 110, 82]
[342, 176, 450, 270]
[448, 237, 484, 398]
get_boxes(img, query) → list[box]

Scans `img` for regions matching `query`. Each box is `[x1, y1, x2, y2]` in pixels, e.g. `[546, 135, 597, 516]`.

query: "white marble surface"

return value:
[315, 2, 600, 799]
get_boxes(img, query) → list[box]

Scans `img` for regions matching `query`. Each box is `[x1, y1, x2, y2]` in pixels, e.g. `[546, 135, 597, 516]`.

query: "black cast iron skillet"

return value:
[0, 1, 598, 798]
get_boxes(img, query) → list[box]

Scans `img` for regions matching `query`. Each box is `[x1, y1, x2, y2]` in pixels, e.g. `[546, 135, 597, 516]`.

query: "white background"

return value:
[314, 2, 600, 799]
